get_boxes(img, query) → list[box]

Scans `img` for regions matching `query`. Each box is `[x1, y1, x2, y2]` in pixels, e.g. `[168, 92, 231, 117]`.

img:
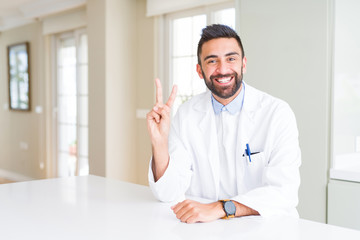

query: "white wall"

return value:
[87, 0, 142, 183]
[0, 22, 47, 180]
[87, 0, 107, 177]
[135, 0, 154, 185]
[104, 0, 137, 181]
[238, 0, 331, 222]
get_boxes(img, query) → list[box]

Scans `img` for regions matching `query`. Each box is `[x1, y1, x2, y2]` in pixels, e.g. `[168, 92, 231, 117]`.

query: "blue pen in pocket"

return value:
[246, 143, 252, 162]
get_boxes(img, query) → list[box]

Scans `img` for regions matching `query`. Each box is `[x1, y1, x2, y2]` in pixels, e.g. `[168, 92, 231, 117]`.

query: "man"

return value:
[146, 24, 301, 224]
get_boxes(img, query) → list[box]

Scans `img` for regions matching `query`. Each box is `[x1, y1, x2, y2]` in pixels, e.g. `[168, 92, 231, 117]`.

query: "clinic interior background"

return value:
[1, 0, 359, 228]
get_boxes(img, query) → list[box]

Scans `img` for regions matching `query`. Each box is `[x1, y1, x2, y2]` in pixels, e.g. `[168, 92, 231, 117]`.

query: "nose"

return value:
[215, 60, 228, 74]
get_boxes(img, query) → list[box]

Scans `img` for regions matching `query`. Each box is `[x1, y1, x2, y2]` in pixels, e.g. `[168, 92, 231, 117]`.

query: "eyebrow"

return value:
[203, 52, 241, 62]
[225, 52, 240, 57]
[203, 55, 218, 62]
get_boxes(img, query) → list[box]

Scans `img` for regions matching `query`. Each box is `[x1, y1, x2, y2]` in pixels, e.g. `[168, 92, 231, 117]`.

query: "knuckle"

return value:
[184, 202, 192, 208]
[163, 105, 171, 112]
[160, 109, 167, 115]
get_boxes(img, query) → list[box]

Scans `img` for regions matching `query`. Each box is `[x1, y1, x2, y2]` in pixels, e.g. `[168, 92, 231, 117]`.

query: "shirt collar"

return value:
[211, 83, 245, 115]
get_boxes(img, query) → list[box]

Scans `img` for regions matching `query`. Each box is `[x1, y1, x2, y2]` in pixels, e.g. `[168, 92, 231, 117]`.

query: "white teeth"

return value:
[217, 77, 232, 83]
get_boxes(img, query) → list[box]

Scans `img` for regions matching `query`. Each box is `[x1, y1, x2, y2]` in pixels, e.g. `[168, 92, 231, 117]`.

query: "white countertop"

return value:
[1, 175, 360, 239]
[330, 153, 360, 182]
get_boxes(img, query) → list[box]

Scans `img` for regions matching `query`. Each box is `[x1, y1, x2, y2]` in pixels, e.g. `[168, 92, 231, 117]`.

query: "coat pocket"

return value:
[243, 152, 266, 188]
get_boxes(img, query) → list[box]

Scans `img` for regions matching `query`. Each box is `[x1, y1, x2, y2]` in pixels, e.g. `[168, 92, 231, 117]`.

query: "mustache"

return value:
[210, 73, 237, 81]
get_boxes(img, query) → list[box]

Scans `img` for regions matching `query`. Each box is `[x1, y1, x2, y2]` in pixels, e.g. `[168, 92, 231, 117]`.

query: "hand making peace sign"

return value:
[146, 78, 177, 148]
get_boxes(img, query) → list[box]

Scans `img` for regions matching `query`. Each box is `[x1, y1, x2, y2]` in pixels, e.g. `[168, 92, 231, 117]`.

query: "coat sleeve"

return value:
[148, 109, 193, 202]
[231, 103, 301, 217]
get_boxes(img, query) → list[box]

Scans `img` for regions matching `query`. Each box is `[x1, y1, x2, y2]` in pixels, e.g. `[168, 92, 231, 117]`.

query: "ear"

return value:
[196, 64, 204, 79]
[242, 56, 247, 74]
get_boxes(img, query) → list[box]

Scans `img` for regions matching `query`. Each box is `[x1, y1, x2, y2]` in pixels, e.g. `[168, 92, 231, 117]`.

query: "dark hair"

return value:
[197, 24, 245, 65]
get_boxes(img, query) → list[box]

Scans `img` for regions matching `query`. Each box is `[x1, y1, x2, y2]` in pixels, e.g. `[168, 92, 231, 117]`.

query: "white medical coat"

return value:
[149, 82, 301, 217]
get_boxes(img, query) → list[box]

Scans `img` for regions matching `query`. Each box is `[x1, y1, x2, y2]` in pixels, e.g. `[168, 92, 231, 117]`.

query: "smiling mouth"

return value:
[213, 75, 234, 84]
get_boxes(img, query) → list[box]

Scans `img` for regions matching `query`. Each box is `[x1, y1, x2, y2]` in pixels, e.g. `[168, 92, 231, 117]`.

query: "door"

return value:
[53, 29, 89, 177]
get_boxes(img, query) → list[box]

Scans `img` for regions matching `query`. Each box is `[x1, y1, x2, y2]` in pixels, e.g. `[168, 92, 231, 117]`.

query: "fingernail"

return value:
[154, 106, 158, 111]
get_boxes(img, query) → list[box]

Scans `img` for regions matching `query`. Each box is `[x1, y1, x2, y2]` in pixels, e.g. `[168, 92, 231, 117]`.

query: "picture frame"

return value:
[8, 42, 31, 111]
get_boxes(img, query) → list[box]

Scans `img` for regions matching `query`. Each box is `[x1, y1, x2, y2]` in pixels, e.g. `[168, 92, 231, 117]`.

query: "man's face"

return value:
[196, 38, 246, 104]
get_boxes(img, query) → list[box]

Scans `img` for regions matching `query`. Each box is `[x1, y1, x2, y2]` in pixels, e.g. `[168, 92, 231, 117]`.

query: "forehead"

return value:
[200, 38, 242, 58]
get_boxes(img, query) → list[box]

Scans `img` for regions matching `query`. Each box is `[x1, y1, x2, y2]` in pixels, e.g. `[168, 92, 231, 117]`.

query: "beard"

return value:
[202, 67, 243, 100]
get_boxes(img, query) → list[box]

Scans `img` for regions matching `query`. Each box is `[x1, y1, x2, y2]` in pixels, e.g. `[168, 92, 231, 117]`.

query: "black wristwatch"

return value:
[219, 200, 236, 219]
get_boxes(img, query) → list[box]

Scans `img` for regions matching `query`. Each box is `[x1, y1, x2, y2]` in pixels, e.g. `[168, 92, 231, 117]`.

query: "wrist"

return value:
[151, 145, 169, 182]
[152, 144, 169, 164]
[152, 140, 168, 152]
[211, 201, 226, 219]
[232, 201, 260, 217]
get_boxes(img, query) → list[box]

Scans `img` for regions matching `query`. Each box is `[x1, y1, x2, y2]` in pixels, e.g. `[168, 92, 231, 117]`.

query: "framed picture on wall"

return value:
[7, 42, 31, 111]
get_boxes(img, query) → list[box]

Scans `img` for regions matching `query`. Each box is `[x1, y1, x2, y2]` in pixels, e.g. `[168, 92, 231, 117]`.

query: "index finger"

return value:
[166, 85, 178, 108]
[155, 78, 163, 104]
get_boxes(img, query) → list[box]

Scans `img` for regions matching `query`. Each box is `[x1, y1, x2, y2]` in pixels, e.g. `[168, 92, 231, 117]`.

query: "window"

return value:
[165, 3, 236, 113]
[53, 29, 89, 177]
[330, 0, 360, 182]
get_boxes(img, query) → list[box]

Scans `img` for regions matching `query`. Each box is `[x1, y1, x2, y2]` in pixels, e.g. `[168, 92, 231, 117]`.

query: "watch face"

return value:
[224, 201, 236, 215]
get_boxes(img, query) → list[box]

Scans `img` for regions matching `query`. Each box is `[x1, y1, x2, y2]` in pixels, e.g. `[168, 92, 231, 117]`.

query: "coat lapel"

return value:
[235, 83, 261, 193]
